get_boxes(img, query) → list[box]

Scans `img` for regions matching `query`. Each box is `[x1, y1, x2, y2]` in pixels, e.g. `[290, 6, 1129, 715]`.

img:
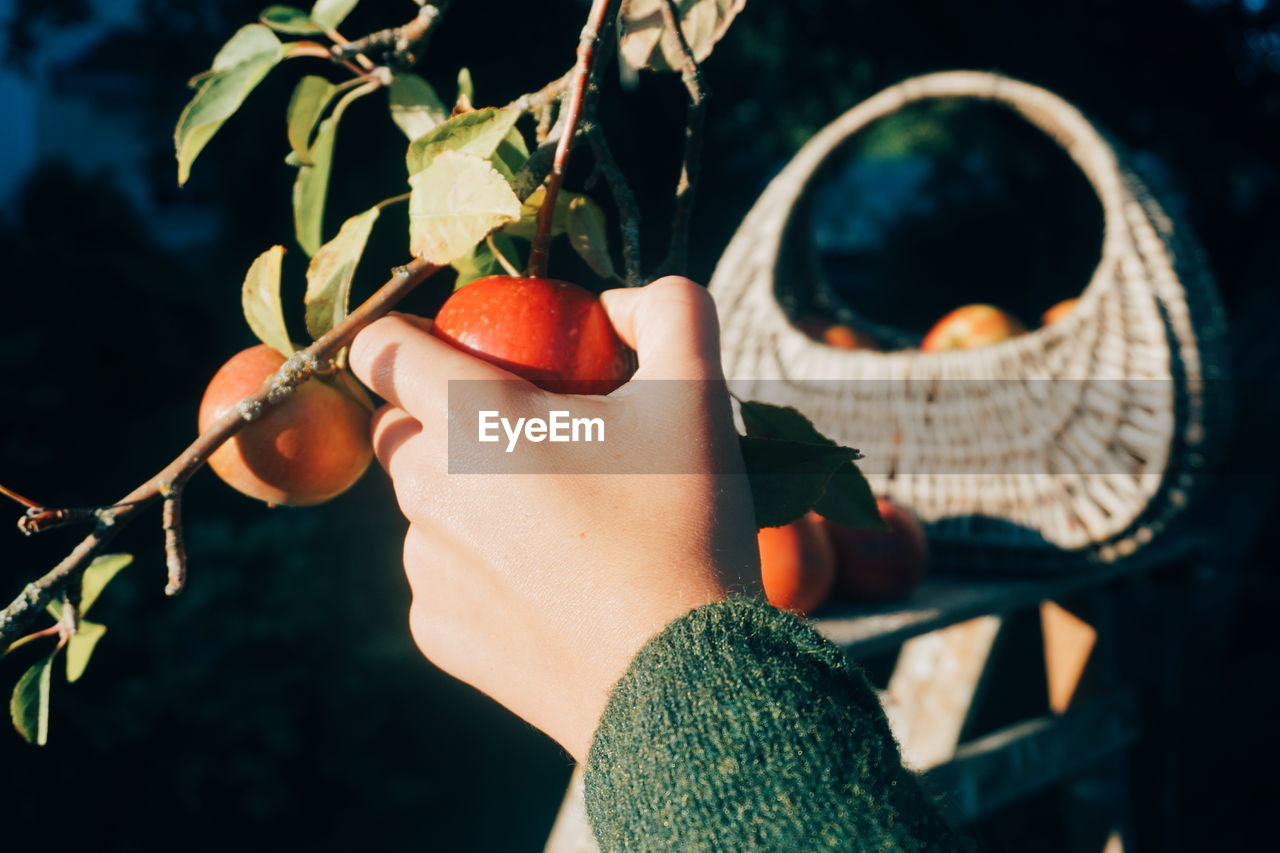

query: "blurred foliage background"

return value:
[1, 0, 1278, 850]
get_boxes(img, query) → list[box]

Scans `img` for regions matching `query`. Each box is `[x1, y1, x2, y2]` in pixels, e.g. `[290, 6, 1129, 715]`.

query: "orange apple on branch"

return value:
[198, 345, 374, 506]
[921, 304, 1026, 352]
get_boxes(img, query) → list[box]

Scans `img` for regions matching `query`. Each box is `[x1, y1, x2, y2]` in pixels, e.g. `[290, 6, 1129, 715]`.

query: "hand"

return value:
[348, 277, 761, 761]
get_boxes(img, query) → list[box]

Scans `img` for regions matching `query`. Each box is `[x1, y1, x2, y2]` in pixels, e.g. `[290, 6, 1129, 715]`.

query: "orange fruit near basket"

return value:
[758, 513, 836, 615]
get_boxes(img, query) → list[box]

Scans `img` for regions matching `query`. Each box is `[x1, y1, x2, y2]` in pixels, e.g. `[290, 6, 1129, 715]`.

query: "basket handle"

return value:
[725, 71, 1131, 270]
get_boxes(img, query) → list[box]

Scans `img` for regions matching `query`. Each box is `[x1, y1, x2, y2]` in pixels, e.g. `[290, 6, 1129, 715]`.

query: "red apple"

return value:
[1041, 298, 1079, 326]
[199, 345, 374, 506]
[822, 323, 880, 351]
[825, 498, 928, 602]
[432, 276, 634, 395]
[758, 512, 836, 615]
[920, 304, 1025, 352]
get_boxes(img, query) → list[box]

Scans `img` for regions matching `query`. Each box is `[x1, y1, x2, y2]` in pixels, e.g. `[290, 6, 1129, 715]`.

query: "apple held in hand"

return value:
[432, 276, 635, 395]
[921, 304, 1025, 352]
[825, 498, 928, 603]
[758, 512, 837, 615]
[198, 345, 374, 506]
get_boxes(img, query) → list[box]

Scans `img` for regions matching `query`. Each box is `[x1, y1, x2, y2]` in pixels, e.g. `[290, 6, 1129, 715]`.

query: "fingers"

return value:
[600, 277, 725, 381]
[370, 404, 421, 471]
[349, 314, 518, 421]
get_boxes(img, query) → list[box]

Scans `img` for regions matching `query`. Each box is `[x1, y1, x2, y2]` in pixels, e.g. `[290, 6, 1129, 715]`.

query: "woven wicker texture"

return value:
[710, 71, 1229, 569]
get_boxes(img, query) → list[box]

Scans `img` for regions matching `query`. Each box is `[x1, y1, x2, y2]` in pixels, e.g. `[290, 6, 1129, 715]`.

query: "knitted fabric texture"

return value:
[583, 597, 966, 852]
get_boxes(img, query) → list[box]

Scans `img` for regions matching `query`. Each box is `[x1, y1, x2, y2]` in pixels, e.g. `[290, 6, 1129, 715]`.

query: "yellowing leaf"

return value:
[66, 621, 106, 683]
[175, 24, 283, 185]
[292, 82, 376, 256]
[261, 5, 323, 34]
[10, 654, 53, 746]
[566, 195, 617, 280]
[617, 0, 745, 73]
[79, 554, 133, 616]
[286, 75, 337, 163]
[409, 152, 520, 265]
[305, 206, 380, 340]
[504, 187, 574, 241]
[311, 0, 360, 30]
[405, 108, 521, 176]
[389, 73, 448, 141]
[241, 246, 295, 357]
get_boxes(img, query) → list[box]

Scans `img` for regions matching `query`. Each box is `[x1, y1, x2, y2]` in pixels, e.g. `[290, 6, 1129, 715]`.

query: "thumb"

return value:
[600, 277, 725, 381]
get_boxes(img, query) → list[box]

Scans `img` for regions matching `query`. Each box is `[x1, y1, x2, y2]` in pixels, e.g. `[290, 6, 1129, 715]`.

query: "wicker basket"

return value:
[711, 71, 1229, 570]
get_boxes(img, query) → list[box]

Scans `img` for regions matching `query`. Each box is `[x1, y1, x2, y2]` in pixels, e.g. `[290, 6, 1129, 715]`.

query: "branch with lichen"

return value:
[0, 135, 567, 647]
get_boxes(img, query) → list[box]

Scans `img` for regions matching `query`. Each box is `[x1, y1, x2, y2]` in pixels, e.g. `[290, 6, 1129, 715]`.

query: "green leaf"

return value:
[490, 127, 530, 183]
[405, 108, 521, 176]
[452, 232, 521, 290]
[79, 554, 133, 616]
[408, 151, 521, 264]
[816, 462, 886, 531]
[241, 245, 295, 357]
[286, 75, 337, 163]
[175, 24, 283, 185]
[739, 400, 832, 445]
[739, 401, 885, 531]
[260, 5, 324, 34]
[305, 206, 380, 340]
[292, 82, 375, 256]
[310, 0, 359, 30]
[10, 654, 53, 745]
[65, 621, 106, 684]
[389, 73, 448, 141]
[566, 195, 617, 280]
[503, 187, 573, 241]
[738, 436, 858, 529]
[456, 67, 474, 103]
[617, 0, 745, 73]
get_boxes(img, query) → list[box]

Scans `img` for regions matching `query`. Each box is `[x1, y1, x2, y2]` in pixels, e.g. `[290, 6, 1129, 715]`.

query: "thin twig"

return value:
[652, 0, 708, 278]
[331, 1, 451, 69]
[486, 235, 521, 277]
[0, 258, 442, 645]
[162, 494, 186, 597]
[586, 126, 643, 286]
[505, 69, 574, 114]
[525, 0, 622, 278]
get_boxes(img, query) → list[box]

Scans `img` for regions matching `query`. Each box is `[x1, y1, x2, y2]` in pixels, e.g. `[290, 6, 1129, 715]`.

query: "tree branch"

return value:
[330, 1, 452, 70]
[652, 0, 708, 278]
[0, 258, 442, 645]
[525, 0, 623, 278]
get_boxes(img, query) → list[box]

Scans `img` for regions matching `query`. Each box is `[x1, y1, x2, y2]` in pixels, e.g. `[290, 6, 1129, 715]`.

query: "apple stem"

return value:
[525, 0, 621, 279]
[487, 235, 522, 277]
[651, 0, 708, 280]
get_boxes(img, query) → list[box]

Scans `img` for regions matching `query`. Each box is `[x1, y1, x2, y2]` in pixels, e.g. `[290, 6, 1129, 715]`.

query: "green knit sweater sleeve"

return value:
[583, 597, 967, 852]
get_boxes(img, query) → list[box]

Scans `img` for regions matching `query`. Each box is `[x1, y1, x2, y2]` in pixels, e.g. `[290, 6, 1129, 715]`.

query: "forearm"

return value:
[584, 598, 967, 852]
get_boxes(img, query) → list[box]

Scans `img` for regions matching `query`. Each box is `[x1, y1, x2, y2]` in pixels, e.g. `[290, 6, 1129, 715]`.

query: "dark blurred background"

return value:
[1, 1, 1277, 850]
